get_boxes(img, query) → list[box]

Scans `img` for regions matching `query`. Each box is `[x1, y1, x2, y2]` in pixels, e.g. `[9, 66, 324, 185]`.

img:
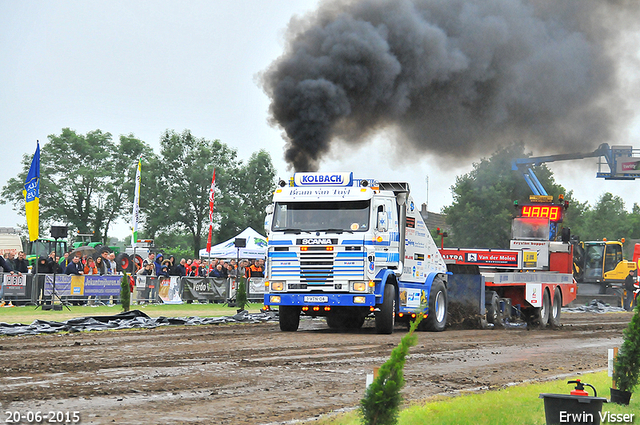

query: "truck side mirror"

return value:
[377, 211, 388, 232]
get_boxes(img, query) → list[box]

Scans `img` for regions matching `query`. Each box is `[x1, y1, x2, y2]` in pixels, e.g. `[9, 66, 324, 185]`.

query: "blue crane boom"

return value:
[512, 143, 639, 195]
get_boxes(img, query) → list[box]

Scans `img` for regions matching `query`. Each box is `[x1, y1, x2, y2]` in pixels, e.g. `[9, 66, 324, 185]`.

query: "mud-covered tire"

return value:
[486, 291, 501, 325]
[534, 290, 551, 329]
[375, 283, 396, 334]
[424, 277, 447, 332]
[279, 306, 300, 332]
[550, 288, 562, 328]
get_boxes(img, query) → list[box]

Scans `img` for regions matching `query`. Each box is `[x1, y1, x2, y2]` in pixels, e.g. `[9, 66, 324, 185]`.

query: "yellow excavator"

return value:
[572, 239, 637, 306]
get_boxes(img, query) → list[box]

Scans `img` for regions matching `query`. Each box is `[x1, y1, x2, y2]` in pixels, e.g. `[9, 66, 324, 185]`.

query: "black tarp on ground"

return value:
[0, 309, 277, 336]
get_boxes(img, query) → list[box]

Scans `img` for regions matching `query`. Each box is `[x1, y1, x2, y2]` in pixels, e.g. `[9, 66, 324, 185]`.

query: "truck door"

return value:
[373, 198, 399, 268]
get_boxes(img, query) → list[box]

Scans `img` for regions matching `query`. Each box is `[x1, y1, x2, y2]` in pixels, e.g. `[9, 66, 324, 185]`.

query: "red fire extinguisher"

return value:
[567, 379, 597, 397]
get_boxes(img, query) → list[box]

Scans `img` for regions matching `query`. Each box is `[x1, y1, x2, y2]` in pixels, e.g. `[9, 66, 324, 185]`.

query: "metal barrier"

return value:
[246, 277, 266, 303]
[1, 274, 267, 306]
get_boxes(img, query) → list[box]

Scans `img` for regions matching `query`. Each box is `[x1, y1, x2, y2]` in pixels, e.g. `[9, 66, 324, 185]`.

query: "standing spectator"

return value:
[65, 256, 84, 275]
[209, 263, 225, 278]
[32, 256, 52, 274]
[59, 251, 71, 269]
[247, 259, 264, 278]
[107, 252, 118, 275]
[158, 264, 170, 277]
[154, 253, 165, 276]
[167, 255, 177, 275]
[238, 259, 248, 279]
[5, 252, 16, 270]
[100, 251, 112, 274]
[84, 257, 98, 275]
[49, 255, 63, 273]
[137, 262, 155, 276]
[95, 256, 107, 275]
[143, 252, 155, 267]
[226, 261, 237, 278]
[176, 258, 188, 276]
[624, 269, 636, 311]
[14, 251, 29, 274]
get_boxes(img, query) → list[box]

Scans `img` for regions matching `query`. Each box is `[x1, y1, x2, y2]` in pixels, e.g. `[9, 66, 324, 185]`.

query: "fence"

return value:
[0, 273, 266, 306]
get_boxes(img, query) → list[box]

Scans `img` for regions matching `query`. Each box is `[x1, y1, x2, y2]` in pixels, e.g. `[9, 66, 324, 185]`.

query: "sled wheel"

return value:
[375, 283, 396, 334]
[550, 288, 562, 328]
[537, 289, 551, 329]
[486, 291, 501, 325]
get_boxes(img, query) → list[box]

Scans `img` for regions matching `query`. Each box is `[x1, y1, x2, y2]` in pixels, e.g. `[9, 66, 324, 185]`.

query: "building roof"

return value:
[419, 203, 449, 231]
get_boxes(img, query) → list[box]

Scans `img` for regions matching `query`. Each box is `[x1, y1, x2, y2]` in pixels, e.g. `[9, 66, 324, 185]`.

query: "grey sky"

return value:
[1, 0, 639, 240]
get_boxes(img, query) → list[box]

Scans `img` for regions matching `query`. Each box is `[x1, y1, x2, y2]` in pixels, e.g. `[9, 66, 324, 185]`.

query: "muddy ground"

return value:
[0, 311, 632, 425]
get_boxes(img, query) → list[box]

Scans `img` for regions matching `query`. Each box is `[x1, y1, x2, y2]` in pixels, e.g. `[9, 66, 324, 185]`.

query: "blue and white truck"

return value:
[263, 172, 448, 334]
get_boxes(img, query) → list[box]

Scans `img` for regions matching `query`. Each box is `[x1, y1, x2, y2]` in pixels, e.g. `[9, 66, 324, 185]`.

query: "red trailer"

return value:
[440, 216, 577, 328]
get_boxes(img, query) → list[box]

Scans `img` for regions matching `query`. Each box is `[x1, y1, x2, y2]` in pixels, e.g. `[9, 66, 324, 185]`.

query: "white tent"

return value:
[198, 227, 267, 259]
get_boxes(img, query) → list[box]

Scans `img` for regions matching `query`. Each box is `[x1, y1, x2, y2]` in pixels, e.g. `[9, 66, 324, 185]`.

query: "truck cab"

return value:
[264, 172, 448, 334]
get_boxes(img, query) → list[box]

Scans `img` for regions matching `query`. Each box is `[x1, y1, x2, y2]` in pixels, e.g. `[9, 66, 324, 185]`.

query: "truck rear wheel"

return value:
[279, 306, 300, 332]
[326, 310, 365, 329]
[550, 288, 562, 328]
[423, 278, 447, 332]
[375, 284, 396, 334]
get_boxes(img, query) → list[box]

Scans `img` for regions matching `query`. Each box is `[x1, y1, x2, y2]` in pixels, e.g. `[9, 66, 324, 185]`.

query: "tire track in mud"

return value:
[0, 312, 630, 424]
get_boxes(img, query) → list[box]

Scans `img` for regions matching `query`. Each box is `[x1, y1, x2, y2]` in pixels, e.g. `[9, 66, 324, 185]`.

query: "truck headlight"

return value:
[353, 296, 366, 304]
[269, 295, 281, 304]
[352, 282, 367, 292]
[271, 281, 284, 291]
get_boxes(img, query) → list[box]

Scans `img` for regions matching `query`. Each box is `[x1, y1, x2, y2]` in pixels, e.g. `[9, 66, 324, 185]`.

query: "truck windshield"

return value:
[272, 200, 370, 233]
[511, 217, 550, 240]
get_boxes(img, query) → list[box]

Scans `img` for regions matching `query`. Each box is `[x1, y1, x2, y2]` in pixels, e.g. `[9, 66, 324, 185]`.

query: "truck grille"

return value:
[300, 251, 334, 283]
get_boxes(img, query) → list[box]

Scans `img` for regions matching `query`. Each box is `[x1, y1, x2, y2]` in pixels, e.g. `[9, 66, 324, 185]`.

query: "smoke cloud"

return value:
[261, 0, 639, 172]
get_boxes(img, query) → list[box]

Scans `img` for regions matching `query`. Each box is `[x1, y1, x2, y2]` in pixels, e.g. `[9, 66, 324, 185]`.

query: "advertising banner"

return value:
[3, 274, 27, 297]
[439, 248, 519, 268]
[182, 277, 226, 301]
[83, 275, 121, 297]
[45, 275, 121, 297]
[616, 155, 640, 175]
[159, 276, 183, 304]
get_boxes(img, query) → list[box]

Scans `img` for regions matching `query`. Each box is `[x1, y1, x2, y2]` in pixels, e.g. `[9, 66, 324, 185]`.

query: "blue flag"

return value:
[23, 141, 40, 241]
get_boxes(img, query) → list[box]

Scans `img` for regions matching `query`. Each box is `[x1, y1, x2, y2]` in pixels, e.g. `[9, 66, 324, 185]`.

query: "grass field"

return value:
[0, 302, 266, 324]
[316, 371, 639, 425]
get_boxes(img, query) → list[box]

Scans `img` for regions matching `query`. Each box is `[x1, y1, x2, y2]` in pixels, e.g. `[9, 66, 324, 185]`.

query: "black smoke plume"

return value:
[262, 0, 639, 172]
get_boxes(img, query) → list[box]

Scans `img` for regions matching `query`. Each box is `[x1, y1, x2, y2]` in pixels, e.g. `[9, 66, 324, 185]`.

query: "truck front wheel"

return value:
[279, 306, 300, 332]
[375, 284, 396, 334]
[423, 278, 448, 332]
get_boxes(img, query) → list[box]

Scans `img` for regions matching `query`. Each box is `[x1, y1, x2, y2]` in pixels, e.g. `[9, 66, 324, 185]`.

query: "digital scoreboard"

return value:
[520, 204, 563, 222]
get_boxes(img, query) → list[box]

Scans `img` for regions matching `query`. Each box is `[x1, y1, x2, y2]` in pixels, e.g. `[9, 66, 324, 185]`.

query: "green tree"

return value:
[151, 130, 241, 257]
[578, 193, 632, 241]
[444, 143, 565, 248]
[359, 315, 422, 425]
[1, 129, 152, 243]
[237, 150, 276, 235]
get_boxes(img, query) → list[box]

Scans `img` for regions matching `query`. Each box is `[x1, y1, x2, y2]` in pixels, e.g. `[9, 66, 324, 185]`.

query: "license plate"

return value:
[304, 296, 328, 303]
